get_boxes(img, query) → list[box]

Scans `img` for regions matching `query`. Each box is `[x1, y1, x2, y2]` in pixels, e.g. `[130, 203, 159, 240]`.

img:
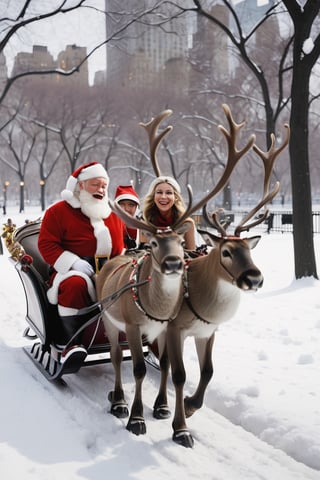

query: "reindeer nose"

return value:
[237, 270, 264, 290]
[162, 256, 183, 274]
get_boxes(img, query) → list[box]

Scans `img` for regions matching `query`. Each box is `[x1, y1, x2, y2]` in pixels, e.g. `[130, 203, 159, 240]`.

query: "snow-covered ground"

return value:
[1, 207, 320, 480]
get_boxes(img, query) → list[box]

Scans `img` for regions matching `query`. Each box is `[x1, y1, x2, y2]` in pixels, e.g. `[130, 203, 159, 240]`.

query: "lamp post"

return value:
[3, 181, 10, 215]
[39, 179, 45, 211]
[19, 181, 25, 213]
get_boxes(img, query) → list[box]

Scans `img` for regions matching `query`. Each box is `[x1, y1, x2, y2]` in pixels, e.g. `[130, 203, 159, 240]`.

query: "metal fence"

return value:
[192, 211, 320, 234]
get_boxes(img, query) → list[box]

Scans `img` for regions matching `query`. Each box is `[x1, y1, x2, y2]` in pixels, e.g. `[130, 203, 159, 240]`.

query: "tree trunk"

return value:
[290, 42, 317, 278]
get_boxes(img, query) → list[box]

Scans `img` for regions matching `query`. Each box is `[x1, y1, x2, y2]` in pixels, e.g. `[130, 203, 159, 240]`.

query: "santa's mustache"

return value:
[79, 189, 110, 219]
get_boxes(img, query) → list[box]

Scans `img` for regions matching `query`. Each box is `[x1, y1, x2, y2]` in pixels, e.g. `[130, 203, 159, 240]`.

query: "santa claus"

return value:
[38, 162, 125, 363]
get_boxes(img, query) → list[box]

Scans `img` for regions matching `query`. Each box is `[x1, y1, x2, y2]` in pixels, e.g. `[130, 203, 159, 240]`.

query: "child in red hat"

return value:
[114, 185, 140, 249]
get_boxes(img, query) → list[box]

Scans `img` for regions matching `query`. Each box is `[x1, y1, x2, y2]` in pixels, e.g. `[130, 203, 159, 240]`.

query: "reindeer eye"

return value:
[150, 240, 157, 248]
[222, 248, 231, 258]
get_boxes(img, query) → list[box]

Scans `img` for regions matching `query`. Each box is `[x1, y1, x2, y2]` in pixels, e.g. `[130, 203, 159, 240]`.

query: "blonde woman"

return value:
[140, 176, 196, 250]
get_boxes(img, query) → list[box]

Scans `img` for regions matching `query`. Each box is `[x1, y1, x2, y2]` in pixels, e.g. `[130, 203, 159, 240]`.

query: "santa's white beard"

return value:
[79, 189, 110, 220]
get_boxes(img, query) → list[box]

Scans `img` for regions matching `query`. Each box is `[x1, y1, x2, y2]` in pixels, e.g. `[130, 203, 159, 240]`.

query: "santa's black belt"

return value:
[82, 255, 109, 274]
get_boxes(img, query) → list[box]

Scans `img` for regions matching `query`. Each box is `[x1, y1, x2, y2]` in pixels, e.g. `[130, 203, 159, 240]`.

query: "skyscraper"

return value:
[105, 0, 193, 92]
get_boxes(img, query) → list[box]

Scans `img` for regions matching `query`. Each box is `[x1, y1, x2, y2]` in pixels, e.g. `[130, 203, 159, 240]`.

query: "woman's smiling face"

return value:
[153, 182, 175, 215]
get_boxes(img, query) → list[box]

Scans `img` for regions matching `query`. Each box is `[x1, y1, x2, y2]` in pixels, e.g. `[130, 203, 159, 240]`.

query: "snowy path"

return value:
[0, 343, 318, 480]
[1, 226, 320, 479]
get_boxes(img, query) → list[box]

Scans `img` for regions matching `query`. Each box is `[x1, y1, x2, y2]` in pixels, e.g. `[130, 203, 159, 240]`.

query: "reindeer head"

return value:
[198, 230, 263, 290]
[198, 118, 290, 291]
[109, 199, 190, 276]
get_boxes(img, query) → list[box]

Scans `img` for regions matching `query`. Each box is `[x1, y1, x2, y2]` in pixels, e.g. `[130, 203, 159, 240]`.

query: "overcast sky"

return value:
[4, 1, 106, 85]
[3, 0, 275, 85]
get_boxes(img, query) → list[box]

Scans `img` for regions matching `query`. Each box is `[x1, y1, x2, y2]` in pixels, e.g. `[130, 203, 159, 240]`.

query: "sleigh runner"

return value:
[2, 218, 150, 382]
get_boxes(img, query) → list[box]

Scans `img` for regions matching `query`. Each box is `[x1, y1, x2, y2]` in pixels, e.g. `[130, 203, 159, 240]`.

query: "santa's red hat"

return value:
[61, 162, 109, 200]
[114, 185, 140, 206]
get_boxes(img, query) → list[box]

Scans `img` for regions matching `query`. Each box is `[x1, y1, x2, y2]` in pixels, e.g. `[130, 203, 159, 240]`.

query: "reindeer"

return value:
[96, 105, 258, 439]
[149, 111, 290, 448]
[95, 110, 215, 435]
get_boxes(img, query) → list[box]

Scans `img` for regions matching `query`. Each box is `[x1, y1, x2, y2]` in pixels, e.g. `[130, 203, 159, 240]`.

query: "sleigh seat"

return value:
[8, 219, 144, 382]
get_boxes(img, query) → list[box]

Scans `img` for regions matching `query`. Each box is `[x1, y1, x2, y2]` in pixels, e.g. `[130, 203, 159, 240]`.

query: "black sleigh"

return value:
[4, 219, 149, 383]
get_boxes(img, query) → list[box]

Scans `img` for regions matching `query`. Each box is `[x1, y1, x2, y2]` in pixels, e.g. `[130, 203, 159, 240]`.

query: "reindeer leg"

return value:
[167, 323, 194, 448]
[184, 334, 215, 418]
[126, 324, 147, 435]
[108, 339, 128, 418]
[153, 331, 171, 419]
[104, 319, 129, 418]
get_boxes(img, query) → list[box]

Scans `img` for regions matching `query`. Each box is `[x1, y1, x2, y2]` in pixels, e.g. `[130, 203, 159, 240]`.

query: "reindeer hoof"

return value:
[153, 404, 171, 419]
[173, 430, 194, 448]
[126, 418, 146, 435]
[184, 396, 198, 418]
[110, 403, 129, 418]
[108, 391, 129, 418]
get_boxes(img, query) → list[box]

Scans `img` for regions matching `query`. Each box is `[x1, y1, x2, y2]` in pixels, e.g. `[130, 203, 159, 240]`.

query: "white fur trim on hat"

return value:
[146, 176, 181, 197]
[61, 176, 78, 200]
[114, 185, 140, 206]
[116, 193, 140, 205]
[78, 163, 109, 182]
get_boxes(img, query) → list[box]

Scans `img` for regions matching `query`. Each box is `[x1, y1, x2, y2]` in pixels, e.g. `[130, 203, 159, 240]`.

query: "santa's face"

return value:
[79, 177, 109, 219]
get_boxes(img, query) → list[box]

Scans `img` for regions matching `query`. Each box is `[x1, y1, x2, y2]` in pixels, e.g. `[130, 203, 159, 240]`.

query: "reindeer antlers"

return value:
[207, 123, 290, 237]
[175, 104, 255, 229]
[139, 110, 173, 177]
[109, 199, 160, 235]
[234, 123, 290, 236]
[252, 124, 290, 196]
[218, 104, 256, 167]
[137, 105, 288, 238]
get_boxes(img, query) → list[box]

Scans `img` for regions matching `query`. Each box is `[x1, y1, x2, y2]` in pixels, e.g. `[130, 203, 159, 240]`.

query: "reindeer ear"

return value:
[197, 229, 222, 247]
[247, 236, 261, 249]
[175, 220, 192, 236]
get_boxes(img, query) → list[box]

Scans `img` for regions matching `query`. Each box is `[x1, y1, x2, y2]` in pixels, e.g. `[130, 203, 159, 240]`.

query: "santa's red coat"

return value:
[38, 200, 125, 304]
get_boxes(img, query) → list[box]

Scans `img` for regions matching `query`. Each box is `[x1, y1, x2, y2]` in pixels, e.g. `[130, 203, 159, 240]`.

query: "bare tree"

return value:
[0, 1, 170, 104]
[21, 85, 117, 200]
[0, 1, 91, 104]
[281, 0, 320, 278]
[153, 0, 318, 278]
[0, 114, 37, 212]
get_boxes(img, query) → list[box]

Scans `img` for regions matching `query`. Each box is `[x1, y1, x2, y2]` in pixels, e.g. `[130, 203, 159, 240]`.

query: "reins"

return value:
[65, 275, 150, 348]
[130, 251, 181, 322]
[129, 252, 171, 322]
[183, 258, 211, 324]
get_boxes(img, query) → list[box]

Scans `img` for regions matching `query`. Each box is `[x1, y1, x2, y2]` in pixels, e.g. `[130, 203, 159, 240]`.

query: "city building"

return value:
[189, 3, 230, 89]
[11, 45, 56, 81]
[56, 44, 88, 87]
[0, 51, 7, 87]
[11, 44, 88, 87]
[105, 0, 193, 93]
[104, 1, 278, 94]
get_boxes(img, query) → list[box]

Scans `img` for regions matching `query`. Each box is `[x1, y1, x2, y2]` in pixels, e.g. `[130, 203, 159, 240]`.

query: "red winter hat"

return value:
[61, 162, 109, 200]
[114, 185, 140, 206]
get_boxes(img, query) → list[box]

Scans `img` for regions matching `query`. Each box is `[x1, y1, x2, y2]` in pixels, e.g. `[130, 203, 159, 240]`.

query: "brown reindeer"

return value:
[95, 203, 191, 434]
[152, 119, 290, 448]
[96, 105, 255, 438]
[94, 112, 206, 435]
